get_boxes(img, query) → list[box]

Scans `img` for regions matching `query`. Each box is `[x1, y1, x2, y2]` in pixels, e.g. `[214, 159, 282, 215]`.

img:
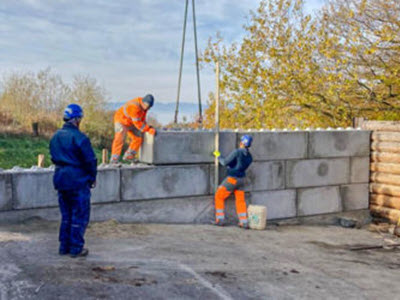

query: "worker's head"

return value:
[63, 103, 84, 127]
[240, 135, 253, 148]
[141, 94, 154, 110]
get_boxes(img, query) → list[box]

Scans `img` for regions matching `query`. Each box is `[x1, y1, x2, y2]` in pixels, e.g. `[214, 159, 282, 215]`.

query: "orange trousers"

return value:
[215, 176, 248, 224]
[111, 122, 142, 160]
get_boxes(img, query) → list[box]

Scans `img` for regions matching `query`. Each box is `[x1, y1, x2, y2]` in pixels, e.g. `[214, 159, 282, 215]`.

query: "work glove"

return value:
[90, 181, 96, 189]
[148, 127, 157, 136]
[213, 150, 221, 158]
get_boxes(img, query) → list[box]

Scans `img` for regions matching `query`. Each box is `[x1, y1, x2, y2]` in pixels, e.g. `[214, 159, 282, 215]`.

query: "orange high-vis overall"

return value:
[111, 97, 150, 160]
[215, 176, 248, 224]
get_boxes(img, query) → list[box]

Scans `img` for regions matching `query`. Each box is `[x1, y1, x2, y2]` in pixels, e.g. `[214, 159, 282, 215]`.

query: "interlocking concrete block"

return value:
[92, 167, 121, 203]
[350, 157, 370, 183]
[286, 158, 350, 188]
[243, 131, 308, 161]
[210, 161, 285, 193]
[12, 170, 58, 209]
[139, 131, 237, 164]
[121, 165, 210, 201]
[309, 130, 370, 158]
[251, 190, 296, 220]
[0, 172, 12, 211]
[298, 186, 342, 216]
[341, 183, 369, 211]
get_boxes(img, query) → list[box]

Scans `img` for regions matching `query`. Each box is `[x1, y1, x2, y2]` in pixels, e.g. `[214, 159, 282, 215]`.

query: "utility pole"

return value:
[175, 0, 189, 124]
[214, 61, 220, 192]
[192, 0, 202, 125]
[175, 0, 202, 125]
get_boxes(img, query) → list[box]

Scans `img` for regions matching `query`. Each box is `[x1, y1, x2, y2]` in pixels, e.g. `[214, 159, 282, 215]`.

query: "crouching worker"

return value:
[110, 94, 156, 164]
[50, 104, 97, 258]
[213, 135, 253, 229]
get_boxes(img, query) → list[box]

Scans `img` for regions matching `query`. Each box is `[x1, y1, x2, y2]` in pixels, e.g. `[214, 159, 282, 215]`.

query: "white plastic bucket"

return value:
[248, 205, 267, 230]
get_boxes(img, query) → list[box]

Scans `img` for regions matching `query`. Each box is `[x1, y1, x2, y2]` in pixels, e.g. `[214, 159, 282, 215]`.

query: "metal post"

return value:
[192, 0, 202, 125]
[214, 61, 220, 192]
[174, 0, 189, 124]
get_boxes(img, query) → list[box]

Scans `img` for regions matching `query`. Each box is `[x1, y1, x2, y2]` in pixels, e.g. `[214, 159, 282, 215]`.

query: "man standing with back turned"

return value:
[110, 94, 156, 164]
[50, 104, 97, 258]
[213, 135, 253, 229]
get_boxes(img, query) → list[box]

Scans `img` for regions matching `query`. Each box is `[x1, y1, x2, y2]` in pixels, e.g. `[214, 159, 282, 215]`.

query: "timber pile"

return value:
[363, 121, 400, 223]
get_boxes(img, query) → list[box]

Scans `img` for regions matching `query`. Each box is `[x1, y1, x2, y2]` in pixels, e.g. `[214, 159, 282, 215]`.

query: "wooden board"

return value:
[370, 183, 400, 197]
[372, 132, 400, 143]
[370, 204, 400, 224]
[363, 121, 400, 132]
[370, 193, 400, 210]
[370, 172, 400, 186]
[371, 152, 400, 163]
[371, 142, 400, 153]
[370, 163, 400, 175]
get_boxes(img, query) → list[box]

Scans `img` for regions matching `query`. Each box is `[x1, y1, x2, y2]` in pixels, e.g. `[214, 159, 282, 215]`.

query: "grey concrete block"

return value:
[309, 130, 370, 158]
[139, 131, 237, 164]
[121, 165, 210, 201]
[341, 183, 369, 211]
[298, 186, 342, 216]
[0, 172, 12, 211]
[210, 161, 285, 193]
[251, 190, 296, 220]
[92, 168, 121, 203]
[286, 158, 350, 188]
[12, 170, 58, 209]
[243, 131, 308, 161]
[350, 157, 370, 183]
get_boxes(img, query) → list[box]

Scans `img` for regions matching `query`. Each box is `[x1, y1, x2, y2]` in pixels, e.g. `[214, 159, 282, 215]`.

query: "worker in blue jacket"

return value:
[213, 135, 253, 229]
[50, 104, 97, 258]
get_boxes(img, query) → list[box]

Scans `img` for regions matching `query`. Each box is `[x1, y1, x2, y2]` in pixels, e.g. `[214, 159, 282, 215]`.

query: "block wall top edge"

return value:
[156, 129, 371, 133]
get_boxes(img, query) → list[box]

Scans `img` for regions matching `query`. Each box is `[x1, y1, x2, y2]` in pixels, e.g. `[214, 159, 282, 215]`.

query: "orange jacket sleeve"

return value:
[125, 100, 150, 132]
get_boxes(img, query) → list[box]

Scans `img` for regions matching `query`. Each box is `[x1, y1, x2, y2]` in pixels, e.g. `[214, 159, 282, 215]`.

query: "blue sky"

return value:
[0, 0, 326, 104]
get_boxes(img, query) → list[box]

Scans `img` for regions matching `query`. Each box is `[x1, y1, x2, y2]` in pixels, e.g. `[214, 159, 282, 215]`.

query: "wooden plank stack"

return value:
[363, 121, 400, 223]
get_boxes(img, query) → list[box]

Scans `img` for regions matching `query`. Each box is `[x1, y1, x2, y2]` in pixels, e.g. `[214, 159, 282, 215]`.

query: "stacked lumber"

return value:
[364, 121, 400, 223]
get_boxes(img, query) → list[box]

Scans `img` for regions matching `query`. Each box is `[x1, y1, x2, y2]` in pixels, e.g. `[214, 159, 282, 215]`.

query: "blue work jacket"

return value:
[50, 122, 97, 191]
[219, 148, 253, 178]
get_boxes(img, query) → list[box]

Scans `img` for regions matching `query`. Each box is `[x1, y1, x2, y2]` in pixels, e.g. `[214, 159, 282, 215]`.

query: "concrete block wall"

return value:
[0, 129, 371, 224]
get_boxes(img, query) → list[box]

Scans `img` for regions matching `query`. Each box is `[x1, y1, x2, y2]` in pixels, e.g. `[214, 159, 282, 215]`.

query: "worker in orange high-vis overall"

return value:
[213, 135, 253, 229]
[110, 94, 156, 164]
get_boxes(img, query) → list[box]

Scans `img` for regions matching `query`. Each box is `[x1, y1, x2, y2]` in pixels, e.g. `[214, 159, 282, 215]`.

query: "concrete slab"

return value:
[251, 189, 296, 219]
[286, 158, 350, 188]
[298, 186, 342, 216]
[350, 156, 370, 183]
[139, 131, 237, 164]
[0, 172, 12, 211]
[245, 161, 285, 191]
[243, 131, 308, 161]
[341, 183, 369, 211]
[12, 170, 58, 209]
[121, 165, 210, 201]
[91, 168, 121, 203]
[309, 130, 370, 158]
[210, 161, 285, 192]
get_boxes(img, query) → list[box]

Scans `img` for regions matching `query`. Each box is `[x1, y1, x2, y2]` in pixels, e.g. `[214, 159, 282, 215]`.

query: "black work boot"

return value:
[70, 248, 89, 258]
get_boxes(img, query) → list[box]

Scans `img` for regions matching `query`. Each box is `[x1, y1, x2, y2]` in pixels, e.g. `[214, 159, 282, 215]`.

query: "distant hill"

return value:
[106, 102, 207, 125]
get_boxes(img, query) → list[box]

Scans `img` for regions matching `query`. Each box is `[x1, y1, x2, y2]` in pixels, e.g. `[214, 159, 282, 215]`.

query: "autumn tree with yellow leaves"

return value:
[201, 0, 400, 129]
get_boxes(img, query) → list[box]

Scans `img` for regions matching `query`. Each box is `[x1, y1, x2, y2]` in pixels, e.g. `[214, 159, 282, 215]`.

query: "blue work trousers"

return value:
[58, 187, 91, 255]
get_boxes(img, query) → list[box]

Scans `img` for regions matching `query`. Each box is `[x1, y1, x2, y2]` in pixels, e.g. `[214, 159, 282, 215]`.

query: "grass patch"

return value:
[0, 133, 103, 169]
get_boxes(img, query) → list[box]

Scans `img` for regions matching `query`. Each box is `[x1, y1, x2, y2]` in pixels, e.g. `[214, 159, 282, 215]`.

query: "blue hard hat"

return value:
[142, 94, 154, 108]
[63, 104, 83, 120]
[240, 135, 253, 148]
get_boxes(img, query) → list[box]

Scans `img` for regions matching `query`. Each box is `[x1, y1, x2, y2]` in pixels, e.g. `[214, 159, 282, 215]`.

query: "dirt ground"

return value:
[1, 218, 400, 300]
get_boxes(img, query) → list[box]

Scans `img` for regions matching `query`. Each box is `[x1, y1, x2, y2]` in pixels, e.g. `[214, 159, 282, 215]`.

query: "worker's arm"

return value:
[79, 136, 98, 186]
[216, 149, 238, 167]
[127, 106, 151, 133]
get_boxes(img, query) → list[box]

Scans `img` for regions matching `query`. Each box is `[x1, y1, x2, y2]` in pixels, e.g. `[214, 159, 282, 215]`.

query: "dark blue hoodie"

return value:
[50, 122, 97, 191]
[219, 148, 253, 178]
